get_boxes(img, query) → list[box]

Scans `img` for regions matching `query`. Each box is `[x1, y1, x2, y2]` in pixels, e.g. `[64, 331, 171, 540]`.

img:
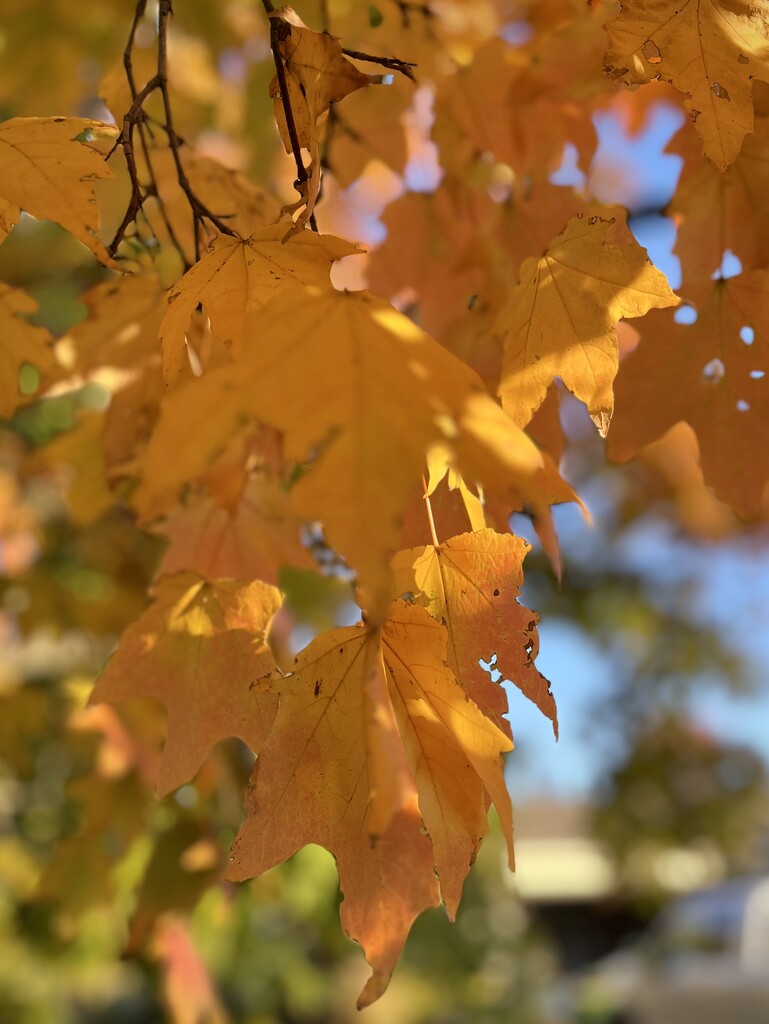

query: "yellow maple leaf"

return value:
[155, 472, 315, 585]
[225, 618, 439, 1009]
[33, 411, 115, 525]
[495, 211, 678, 435]
[0, 283, 54, 417]
[0, 117, 117, 266]
[382, 601, 514, 916]
[604, 0, 769, 169]
[159, 226, 359, 381]
[226, 600, 513, 1005]
[91, 573, 281, 796]
[392, 528, 557, 738]
[136, 288, 570, 618]
[66, 275, 166, 376]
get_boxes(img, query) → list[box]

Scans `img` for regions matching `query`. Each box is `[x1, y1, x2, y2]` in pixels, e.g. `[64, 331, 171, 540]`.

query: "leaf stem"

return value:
[422, 475, 440, 548]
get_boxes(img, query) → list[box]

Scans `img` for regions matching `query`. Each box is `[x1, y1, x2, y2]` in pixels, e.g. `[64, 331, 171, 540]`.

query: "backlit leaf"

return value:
[0, 117, 117, 266]
[604, 0, 769, 169]
[91, 574, 281, 795]
[495, 212, 678, 435]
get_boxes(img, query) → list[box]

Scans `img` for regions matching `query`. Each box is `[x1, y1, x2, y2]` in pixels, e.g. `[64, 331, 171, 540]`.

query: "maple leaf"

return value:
[433, 12, 603, 182]
[392, 529, 557, 738]
[368, 179, 584, 380]
[268, 7, 385, 231]
[0, 116, 117, 266]
[226, 600, 513, 1003]
[159, 226, 359, 381]
[670, 110, 769, 295]
[139, 147, 282, 270]
[66, 275, 166, 376]
[607, 273, 769, 517]
[382, 601, 515, 915]
[33, 411, 115, 526]
[0, 283, 55, 416]
[91, 574, 281, 795]
[495, 212, 678, 435]
[225, 619, 440, 1008]
[604, 0, 769, 170]
[156, 472, 315, 586]
[136, 287, 574, 618]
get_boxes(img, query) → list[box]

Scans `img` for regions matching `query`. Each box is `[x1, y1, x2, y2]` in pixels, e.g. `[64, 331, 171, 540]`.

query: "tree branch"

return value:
[342, 49, 417, 81]
[263, 3, 317, 231]
[108, 0, 240, 266]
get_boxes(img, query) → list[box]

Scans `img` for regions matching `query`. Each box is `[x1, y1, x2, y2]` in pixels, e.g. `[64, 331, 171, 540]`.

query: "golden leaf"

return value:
[136, 288, 574, 618]
[495, 212, 678, 435]
[91, 574, 281, 795]
[225, 619, 439, 1008]
[159, 226, 359, 381]
[604, 0, 769, 169]
[0, 283, 54, 416]
[0, 117, 117, 266]
[269, 7, 384, 231]
[392, 529, 557, 738]
[226, 599, 514, 1003]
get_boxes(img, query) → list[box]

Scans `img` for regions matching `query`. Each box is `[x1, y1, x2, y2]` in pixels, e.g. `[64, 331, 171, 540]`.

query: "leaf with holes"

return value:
[604, 0, 769, 169]
[608, 273, 769, 517]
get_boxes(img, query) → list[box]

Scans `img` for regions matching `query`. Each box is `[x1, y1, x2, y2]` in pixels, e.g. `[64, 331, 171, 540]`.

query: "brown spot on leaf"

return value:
[642, 39, 662, 65]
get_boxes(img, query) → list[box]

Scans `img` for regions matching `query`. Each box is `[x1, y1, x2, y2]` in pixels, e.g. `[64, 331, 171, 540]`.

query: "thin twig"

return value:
[108, 0, 240, 265]
[342, 49, 417, 81]
[157, 1, 239, 251]
[121, 0, 186, 261]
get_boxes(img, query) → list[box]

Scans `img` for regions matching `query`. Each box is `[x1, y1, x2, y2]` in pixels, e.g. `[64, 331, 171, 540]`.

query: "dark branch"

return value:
[108, 0, 240, 266]
[342, 48, 417, 81]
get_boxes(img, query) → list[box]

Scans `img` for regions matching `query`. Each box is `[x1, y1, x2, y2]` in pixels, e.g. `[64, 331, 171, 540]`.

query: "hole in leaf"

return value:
[674, 304, 697, 325]
[750, 370, 765, 379]
[713, 250, 742, 279]
[642, 39, 662, 64]
[736, 399, 750, 412]
[741, 326, 755, 345]
[702, 358, 725, 384]
[479, 654, 502, 683]
[711, 82, 731, 100]
[550, 142, 586, 189]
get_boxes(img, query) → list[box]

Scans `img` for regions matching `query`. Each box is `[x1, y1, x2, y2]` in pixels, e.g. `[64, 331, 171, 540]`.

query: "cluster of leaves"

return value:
[2, 0, 769, 1010]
